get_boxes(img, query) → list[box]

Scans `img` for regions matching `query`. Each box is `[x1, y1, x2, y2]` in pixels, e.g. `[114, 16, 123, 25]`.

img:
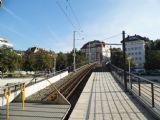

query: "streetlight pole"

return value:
[54, 54, 57, 75]
[127, 57, 132, 86]
[73, 31, 76, 71]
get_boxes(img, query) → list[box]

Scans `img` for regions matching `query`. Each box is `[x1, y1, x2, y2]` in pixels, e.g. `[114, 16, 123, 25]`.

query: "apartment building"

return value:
[124, 35, 149, 69]
[81, 40, 110, 63]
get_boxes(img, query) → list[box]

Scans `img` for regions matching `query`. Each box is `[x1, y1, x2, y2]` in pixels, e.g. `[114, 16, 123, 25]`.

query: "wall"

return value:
[0, 71, 68, 106]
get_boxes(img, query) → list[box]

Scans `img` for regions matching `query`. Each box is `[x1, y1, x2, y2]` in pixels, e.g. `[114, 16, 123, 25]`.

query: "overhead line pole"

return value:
[73, 31, 76, 71]
[122, 30, 127, 92]
[89, 42, 91, 64]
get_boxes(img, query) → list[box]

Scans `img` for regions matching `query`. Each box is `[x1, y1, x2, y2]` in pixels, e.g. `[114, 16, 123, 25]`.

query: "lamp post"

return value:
[54, 54, 57, 75]
[127, 56, 132, 85]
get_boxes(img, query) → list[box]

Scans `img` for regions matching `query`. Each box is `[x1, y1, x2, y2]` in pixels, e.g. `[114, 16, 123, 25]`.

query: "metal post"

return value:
[21, 83, 25, 110]
[54, 55, 57, 75]
[127, 57, 132, 89]
[110, 46, 112, 63]
[122, 30, 127, 92]
[138, 78, 141, 96]
[151, 83, 154, 107]
[128, 59, 131, 82]
[4, 88, 11, 120]
[88, 42, 91, 64]
[73, 31, 76, 71]
[130, 76, 132, 89]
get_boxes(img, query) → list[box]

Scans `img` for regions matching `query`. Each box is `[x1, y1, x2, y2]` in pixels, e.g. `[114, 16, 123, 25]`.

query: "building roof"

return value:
[81, 40, 105, 49]
[26, 47, 44, 53]
[122, 35, 149, 43]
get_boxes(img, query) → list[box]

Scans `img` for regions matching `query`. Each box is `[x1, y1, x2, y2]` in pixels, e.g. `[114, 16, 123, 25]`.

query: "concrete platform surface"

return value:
[0, 103, 70, 120]
[69, 71, 156, 120]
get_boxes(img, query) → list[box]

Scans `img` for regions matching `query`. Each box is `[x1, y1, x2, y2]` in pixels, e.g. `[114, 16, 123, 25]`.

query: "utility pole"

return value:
[73, 31, 76, 71]
[122, 30, 127, 92]
[88, 42, 91, 64]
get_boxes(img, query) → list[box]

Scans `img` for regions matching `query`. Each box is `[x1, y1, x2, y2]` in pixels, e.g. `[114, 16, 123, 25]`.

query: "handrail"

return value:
[110, 63, 160, 119]
[111, 64, 160, 86]
[0, 69, 68, 95]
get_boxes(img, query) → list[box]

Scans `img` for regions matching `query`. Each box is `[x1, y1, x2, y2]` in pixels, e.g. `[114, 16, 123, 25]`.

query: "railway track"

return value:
[20, 63, 96, 103]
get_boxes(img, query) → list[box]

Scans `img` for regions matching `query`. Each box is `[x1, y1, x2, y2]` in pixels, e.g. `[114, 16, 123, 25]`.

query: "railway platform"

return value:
[69, 69, 155, 120]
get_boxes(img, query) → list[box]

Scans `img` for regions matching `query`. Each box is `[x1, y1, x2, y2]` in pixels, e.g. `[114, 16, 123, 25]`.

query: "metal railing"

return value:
[0, 69, 69, 96]
[0, 62, 92, 96]
[110, 64, 160, 119]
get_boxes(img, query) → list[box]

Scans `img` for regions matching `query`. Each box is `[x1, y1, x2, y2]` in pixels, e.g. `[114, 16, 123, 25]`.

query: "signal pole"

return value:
[122, 30, 127, 92]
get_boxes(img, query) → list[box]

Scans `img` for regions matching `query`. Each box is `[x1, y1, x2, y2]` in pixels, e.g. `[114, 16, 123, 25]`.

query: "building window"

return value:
[139, 52, 141, 55]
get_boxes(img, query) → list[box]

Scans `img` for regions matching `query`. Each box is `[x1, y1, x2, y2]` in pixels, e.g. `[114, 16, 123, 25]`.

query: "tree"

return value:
[56, 52, 67, 70]
[66, 50, 86, 68]
[22, 50, 54, 72]
[111, 48, 134, 69]
[154, 39, 160, 50]
[145, 39, 160, 70]
[0, 47, 21, 78]
[75, 51, 86, 67]
[145, 50, 160, 70]
[66, 52, 73, 67]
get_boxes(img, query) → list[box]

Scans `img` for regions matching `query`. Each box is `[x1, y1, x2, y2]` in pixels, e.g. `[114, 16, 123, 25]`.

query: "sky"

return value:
[0, 0, 160, 52]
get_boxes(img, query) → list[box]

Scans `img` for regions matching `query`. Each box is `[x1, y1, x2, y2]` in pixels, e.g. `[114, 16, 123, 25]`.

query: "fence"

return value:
[110, 64, 160, 119]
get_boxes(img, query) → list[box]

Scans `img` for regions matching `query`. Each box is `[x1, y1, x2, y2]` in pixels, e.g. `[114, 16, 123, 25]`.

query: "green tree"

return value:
[22, 50, 54, 72]
[145, 50, 160, 70]
[56, 52, 67, 70]
[75, 51, 86, 67]
[111, 48, 134, 69]
[66, 50, 86, 68]
[154, 39, 160, 50]
[145, 39, 160, 70]
[0, 47, 21, 78]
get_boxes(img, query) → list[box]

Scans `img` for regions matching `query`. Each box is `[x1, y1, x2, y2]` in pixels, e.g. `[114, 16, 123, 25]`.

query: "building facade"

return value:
[124, 35, 149, 69]
[81, 40, 110, 63]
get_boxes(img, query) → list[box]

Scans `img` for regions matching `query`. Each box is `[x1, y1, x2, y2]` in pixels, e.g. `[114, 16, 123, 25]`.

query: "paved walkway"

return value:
[0, 103, 70, 120]
[69, 71, 155, 120]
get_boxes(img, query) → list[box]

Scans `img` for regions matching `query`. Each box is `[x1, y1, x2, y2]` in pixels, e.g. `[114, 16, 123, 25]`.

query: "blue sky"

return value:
[0, 0, 160, 52]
